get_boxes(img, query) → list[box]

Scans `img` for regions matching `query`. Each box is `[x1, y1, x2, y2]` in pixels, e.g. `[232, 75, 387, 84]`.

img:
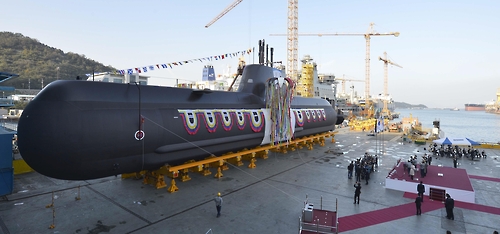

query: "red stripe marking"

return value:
[469, 174, 500, 183]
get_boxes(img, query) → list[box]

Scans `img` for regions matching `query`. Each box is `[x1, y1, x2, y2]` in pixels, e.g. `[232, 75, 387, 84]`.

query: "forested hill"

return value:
[394, 101, 428, 109]
[0, 32, 116, 89]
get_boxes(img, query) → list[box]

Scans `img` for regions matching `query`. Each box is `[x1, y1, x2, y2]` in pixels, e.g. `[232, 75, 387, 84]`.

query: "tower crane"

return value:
[204, 0, 299, 85]
[204, 0, 243, 28]
[378, 51, 402, 118]
[336, 74, 364, 95]
[271, 23, 399, 101]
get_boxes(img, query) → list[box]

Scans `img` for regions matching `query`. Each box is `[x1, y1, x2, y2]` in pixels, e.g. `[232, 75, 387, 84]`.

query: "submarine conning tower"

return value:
[236, 64, 286, 101]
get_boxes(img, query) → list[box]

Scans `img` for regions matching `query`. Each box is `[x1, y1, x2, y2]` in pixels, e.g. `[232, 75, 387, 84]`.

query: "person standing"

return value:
[409, 164, 415, 180]
[355, 163, 362, 182]
[415, 193, 423, 215]
[445, 193, 454, 220]
[453, 157, 458, 168]
[353, 182, 361, 204]
[364, 166, 370, 185]
[417, 181, 425, 202]
[214, 192, 223, 218]
[347, 161, 354, 179]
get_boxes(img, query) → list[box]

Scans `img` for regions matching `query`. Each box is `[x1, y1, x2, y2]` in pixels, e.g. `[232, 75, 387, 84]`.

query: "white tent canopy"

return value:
[432, 137, 480, 146]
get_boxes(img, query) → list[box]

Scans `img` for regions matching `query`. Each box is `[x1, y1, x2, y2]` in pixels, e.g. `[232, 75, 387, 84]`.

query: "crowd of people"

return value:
[345, 143, 497, 233]
[429, 143, 487, 160]
[347, 152, 378, 185]
[403, 154, 430, 180]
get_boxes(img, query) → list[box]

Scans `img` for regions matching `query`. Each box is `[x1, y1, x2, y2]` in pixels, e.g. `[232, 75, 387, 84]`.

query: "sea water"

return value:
[394, 109, 500, 143]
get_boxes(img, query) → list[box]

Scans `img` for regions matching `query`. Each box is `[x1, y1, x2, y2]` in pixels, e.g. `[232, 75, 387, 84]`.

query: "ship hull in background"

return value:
[464, 104, 485, 111]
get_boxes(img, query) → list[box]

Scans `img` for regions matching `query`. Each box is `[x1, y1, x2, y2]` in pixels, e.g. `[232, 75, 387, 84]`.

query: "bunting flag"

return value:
[115, 48, 252, 74]
[376, 117, 384, 133]
[266, 77, 296, 146]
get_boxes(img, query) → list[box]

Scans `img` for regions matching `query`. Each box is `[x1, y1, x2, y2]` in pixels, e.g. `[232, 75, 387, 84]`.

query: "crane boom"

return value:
[205, 0, 243, 28]
[336, 75, 364, 94]
[270, 23, 399, 100]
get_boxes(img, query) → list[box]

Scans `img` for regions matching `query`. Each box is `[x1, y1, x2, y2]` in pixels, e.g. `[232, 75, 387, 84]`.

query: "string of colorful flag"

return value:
[114, 48, 253, 75]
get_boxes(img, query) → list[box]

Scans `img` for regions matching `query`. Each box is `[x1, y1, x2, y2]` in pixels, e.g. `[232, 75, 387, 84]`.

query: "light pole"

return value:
[56, 67, 60, 80]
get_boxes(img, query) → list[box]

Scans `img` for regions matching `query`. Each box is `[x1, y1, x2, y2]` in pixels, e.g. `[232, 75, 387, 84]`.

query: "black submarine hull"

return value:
[17, 64, 343, 180]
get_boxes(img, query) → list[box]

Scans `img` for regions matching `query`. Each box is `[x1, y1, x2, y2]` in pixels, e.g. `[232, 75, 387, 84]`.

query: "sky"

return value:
[1, 0, 499, 108]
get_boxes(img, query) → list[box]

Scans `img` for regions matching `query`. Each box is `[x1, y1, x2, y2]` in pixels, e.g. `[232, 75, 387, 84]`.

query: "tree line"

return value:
[0, 32, 116, 89]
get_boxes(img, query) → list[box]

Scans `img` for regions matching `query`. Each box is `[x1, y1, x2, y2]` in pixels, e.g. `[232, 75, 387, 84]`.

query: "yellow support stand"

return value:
[227, 155, 244, 166]
[248, 157, 256, 168]
[180, 169, 191, 182]
[201, 164, 212, 176]
[167, 179, 179, 193]
[256, 149, 269, 159]
[221, 162, 229, 171]
[155, 174, 166, 189]
[214, 167, 223, 178]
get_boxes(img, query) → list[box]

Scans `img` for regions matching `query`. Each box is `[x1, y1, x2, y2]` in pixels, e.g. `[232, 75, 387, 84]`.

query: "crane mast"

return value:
[287, 0, 299, 82]
[378, 51, 402, 118]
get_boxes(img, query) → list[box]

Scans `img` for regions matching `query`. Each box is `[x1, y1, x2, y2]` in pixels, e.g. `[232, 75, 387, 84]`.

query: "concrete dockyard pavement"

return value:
[1, 129, 499, 234]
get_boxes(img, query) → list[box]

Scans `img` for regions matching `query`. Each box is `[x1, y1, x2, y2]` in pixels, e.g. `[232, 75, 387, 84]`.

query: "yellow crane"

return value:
[271, 22, 399, 101]
[378, 51, 402, 118]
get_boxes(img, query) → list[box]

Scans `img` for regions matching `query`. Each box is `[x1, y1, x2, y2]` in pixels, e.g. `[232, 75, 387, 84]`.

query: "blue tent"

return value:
[432, 137, 480, 146]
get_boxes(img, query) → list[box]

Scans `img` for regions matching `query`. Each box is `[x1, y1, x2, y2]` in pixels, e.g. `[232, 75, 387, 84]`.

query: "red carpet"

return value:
[403, 192, 500, 215]
[337, 199, 442, 232]
[336, 190, 500, 232]
[469, 174, 500, 183]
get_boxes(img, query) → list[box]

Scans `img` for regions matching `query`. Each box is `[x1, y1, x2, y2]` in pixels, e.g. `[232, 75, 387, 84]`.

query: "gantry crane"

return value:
[378, 51, 402, 118]
[271, 23, 399, 101]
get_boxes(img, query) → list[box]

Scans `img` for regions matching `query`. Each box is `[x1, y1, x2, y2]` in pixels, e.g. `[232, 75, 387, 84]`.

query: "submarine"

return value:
[17, 44, 343, 180]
